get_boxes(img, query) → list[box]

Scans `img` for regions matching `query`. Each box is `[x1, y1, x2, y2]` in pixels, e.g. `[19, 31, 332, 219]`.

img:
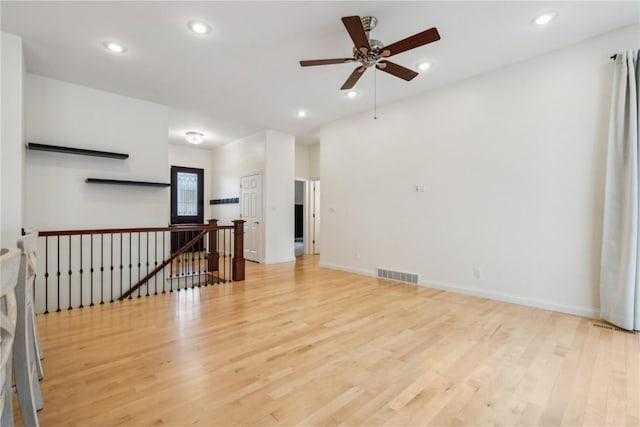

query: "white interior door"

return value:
[241, 173, 262, 262]
[312, 180, 320, 254]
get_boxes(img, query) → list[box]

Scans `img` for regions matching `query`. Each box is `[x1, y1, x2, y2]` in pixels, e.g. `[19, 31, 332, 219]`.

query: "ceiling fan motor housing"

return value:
[353, 38, 384, 67]
[352, 17, 386, 67]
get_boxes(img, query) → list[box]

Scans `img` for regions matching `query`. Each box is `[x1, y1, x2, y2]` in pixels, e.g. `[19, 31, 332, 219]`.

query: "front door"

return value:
[170, 166, 204, 253]
[241, 173, 262, 262]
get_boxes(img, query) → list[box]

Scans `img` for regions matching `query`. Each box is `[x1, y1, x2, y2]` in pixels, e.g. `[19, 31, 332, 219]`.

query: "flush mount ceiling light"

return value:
[187, 20, 212, 35]
[345, 90, 359, 98]
[102, 41, 127, 54]
[185, 131, 205, 144]
[417, 62, 432, 72]
[296, 110, 308, 118]
[534, 12, 557, 26]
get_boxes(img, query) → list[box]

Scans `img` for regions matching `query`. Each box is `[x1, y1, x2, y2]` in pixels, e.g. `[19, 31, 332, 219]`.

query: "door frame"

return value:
[295, 179, 320, 255]
[170, 166, 205, 253]
[294, 178, 307, 257]
[170, 165, 204, 225]
[309, 180, 320, 254]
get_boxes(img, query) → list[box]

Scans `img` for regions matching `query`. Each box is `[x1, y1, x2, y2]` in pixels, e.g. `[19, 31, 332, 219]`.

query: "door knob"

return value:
[254, 221, 260, 224]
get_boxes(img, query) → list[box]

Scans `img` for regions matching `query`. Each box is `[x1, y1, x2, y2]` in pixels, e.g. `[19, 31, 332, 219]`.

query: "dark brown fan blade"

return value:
[384, 27, 440, 57]
[341, 16, 370, 51]
[376, 61, 418, 81]
[300, 58, 354, 67]
[341, 66, 366, 90]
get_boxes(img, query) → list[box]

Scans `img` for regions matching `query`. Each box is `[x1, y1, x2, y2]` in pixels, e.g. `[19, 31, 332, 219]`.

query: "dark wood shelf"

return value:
[27, 143, 129, 159]
[86, 178, 170, 187]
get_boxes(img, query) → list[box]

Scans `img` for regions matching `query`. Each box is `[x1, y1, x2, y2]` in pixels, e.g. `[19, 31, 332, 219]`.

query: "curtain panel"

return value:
[600, 49, 639, 331]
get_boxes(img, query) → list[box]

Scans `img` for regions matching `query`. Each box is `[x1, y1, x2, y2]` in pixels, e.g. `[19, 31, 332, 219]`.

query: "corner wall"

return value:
[264, 130, 294, 264]
[1, 32, 24, 247]
[320, 25, 640, 317]
[210, 130, 294, 264]
[210, 131, 265, 224]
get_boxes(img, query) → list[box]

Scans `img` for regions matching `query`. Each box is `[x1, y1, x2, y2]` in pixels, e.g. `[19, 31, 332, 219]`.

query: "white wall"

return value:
[209, 131, 265, 224]
[295, 142, 320, 180]
[264, 130, 295, 264]
[295, 181, 304, 205]
[210, 130, 294, 263]
[1, 32, 24, 248]
[168, 144, 213, 221]
[295, 143, 310, 179]
[25, 74, 169, 229]
[309, 143, 320, 180]
[320, 25, 639, 318]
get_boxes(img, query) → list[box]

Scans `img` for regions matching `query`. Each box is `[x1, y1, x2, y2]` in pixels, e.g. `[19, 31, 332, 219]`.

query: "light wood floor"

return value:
[18, 255, 640, 426]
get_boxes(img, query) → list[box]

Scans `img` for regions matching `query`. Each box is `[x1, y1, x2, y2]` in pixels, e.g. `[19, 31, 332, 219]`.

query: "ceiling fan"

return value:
[300, 16, 441, 90]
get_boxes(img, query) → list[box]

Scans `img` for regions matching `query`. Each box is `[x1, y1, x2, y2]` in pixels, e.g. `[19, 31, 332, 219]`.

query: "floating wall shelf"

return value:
[27, 143, 129, 159]
[86, 178, 170, 187]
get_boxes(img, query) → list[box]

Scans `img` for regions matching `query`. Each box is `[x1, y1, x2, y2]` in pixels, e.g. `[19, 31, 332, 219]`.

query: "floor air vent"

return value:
[377, 268, 419, 284]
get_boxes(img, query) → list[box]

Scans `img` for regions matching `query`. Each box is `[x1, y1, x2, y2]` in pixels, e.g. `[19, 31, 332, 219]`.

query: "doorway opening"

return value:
[294, 180, 305, 257]
[293, 179, 320, 258]
[310, 180, 320, 255]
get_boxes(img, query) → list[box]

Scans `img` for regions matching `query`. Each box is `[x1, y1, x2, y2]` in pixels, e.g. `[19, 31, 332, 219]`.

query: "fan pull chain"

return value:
[374, 66, 378, 120]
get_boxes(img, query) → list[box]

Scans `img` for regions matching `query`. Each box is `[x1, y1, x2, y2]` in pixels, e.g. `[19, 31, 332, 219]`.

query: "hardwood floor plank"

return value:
[11, 255, 639, 426]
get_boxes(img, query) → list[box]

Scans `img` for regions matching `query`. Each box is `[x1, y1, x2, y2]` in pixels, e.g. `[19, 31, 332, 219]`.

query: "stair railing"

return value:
[33, 220, 245, 314]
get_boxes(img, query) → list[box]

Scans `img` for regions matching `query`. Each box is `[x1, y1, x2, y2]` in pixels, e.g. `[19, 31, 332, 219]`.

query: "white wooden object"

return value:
[312, 180, 320, 254]
[15, 233, 43, 427]
[241, 173, 262, 262]
[19, 230, 43, 378]
[0, 248, 21, 427]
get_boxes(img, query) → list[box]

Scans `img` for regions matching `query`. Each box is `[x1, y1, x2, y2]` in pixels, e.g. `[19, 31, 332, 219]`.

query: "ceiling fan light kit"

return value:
[299, 15, 441, 90]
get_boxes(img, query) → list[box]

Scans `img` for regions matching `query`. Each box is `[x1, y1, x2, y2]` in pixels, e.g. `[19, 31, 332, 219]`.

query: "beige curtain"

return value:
[600, 50, 639, 331]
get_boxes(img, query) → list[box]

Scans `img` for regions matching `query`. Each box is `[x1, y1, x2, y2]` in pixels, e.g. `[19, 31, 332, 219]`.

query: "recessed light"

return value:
[102, 41, 126, 54]
[187, 20, 211, 35]
[345, 90, 359, 99]
[417, 62, 432, 72]
[296, 110, 307, 118]
[185, 131, 205, 144]
[534, 12, 556, 26]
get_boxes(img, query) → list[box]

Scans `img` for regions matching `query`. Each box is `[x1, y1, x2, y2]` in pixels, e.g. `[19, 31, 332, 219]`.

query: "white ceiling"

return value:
[2, 1, 639, 147]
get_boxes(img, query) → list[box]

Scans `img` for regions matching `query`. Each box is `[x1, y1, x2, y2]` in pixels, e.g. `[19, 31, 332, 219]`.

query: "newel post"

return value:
[232, 219, 245, 281]
[208, 219, 219, 273]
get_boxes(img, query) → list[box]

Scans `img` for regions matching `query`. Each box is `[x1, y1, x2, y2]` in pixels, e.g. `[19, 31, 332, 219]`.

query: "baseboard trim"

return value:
[264, 257, 296, 265]
[319, 262, 374, 277]
[422, 278, 599, 319]
[318, 262, 599, 319]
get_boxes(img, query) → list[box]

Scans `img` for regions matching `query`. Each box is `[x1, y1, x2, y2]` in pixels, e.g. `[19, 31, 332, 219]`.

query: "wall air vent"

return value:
[377, 268, 419, 285]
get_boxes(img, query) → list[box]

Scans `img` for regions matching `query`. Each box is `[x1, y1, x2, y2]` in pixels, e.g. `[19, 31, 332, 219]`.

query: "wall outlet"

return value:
[473, 267, 482, 279]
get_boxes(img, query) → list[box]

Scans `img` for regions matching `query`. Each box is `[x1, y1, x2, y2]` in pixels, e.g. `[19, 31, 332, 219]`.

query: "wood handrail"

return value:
[39, 224, 233, 237]
[120, 229, 208, 300]
[30, 219, 244, 312]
